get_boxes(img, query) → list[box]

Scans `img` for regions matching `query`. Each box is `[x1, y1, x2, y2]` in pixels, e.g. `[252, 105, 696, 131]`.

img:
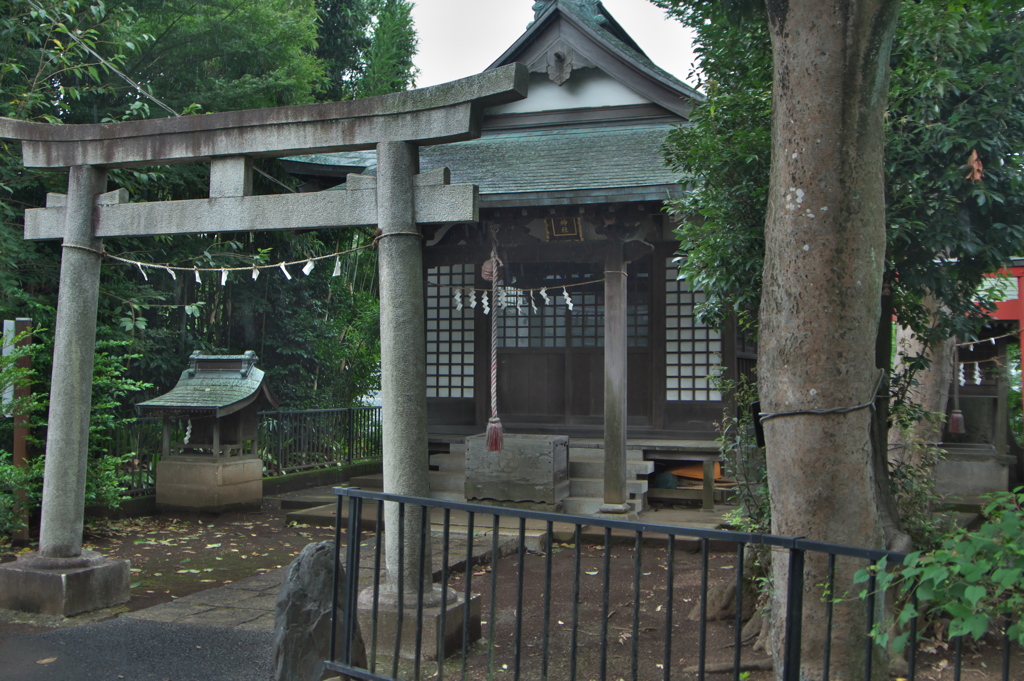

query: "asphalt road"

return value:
[0, 618, 274, 681]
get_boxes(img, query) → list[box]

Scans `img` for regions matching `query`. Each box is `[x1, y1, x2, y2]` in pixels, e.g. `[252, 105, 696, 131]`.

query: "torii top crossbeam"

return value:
[2, 64, 527, 169]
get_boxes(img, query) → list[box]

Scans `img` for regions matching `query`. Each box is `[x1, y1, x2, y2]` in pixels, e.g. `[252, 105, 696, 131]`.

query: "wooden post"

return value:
[995, 339, 1008, 456]
[12, 318, 32, 544]
[601, 237, 630, 513]
[161, 417, 171, 460]
[702, 459, 715, 511]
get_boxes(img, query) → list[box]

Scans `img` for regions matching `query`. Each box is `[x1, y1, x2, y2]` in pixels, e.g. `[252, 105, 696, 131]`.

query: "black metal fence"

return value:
[326, 488, 1020, 681]
[107, 417, 171, 497]
[112, 407, 382, 495]
[259, 407, 382, 475]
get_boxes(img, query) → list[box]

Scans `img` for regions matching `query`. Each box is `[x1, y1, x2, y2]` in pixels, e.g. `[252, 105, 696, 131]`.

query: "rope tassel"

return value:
[486, 416, 503, 452]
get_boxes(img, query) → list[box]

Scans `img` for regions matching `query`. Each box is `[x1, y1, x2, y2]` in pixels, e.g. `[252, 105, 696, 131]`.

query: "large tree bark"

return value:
[873, 292, 913, 553]
[890, 296, 956, 462]
[758, 1, 901, 679]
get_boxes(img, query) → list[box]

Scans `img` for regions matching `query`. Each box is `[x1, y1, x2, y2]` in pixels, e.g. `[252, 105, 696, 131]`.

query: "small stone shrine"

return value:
[137, 350, 277, 512]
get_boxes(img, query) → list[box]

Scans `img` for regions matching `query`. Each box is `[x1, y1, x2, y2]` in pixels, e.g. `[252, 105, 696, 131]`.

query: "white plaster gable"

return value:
[487, 69, 649, 115]
[487, 1, 701, 120]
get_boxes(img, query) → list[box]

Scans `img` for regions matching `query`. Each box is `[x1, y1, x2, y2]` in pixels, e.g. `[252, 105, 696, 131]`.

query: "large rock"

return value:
[273, 541, 367, 681]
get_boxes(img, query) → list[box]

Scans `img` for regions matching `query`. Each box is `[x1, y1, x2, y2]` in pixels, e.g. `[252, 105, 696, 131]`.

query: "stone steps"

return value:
[429, 453, 466, 473]
[569, 476, 648, 499]
[345, 440, 658, 517]
[566, 448, 653, 514]
[561, 496, 642, 517]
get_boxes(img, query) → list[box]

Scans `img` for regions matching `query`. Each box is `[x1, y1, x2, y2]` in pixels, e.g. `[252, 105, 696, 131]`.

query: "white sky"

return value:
[409, 0, 697, 89]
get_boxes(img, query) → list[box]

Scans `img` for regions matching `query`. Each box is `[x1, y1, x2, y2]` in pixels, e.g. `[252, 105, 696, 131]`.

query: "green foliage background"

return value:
[658, 0, 1024, 561]
[0, 0, 417, 528]
[657, 0, 1024, 347]
[0, 0, 418, 411]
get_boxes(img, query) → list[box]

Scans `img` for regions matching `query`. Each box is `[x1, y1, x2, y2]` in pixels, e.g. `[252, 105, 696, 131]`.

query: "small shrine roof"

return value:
[136, 351, 277, 417]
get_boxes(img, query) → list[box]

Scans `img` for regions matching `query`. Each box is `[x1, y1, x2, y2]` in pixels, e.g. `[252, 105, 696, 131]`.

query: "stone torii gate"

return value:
[0, 65, 528, 617]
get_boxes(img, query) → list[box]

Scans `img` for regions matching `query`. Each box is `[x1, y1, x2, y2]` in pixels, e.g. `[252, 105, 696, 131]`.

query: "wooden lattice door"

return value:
[495, 258, 652, 427]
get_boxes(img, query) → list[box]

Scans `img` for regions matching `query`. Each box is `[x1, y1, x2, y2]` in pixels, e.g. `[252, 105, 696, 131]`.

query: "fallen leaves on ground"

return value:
[0, 503, 335, 610]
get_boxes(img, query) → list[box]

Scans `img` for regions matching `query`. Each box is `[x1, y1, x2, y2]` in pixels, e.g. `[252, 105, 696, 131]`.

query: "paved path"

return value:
[0, 569, 283, 681]
[120, 566, 283, 632]
[0, 529, 523, 680]
[0, 616, 275, 680]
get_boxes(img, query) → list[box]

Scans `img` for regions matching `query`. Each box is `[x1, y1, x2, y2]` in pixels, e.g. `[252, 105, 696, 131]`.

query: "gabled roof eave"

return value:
[486, 1, 704, 119]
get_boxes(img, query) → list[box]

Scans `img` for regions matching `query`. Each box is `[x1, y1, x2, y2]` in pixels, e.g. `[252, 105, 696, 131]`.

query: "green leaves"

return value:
[949, 612, 990, 641]
[963, 584, 987, 607]
[0, 0, 137, 121]
[659, 0, 1024, 348]
[315, 0, 417, 101]
[861, 489, 1024, 652]
[113, 0, 326, 113]
[352, 0, 418, 99]
[656, 1, 772, 331]
[884, 0, 1024, 341]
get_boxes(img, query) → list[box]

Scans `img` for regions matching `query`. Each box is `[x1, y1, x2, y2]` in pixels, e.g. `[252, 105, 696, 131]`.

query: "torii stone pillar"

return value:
[0, 65, 528, 618]
[40, 165, 108, 557]
[376, 141, 433, 595]
[0, 165, 133, 616]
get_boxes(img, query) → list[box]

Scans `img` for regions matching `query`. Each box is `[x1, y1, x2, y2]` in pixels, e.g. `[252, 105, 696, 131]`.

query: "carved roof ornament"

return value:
[547, 43, 574, 85]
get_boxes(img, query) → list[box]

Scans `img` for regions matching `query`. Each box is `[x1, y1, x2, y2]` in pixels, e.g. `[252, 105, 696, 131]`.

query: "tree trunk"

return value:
[874, 291, 912, 553]
[759, 1, 901, 679]
[890, 296, 955, 462]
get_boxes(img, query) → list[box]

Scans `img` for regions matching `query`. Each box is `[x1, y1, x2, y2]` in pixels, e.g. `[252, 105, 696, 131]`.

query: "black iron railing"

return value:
[326, 488, 1020, 681]
[108, 417, 172, 497]
[258, 406, 382, 475]
[113, 407, 382, 495]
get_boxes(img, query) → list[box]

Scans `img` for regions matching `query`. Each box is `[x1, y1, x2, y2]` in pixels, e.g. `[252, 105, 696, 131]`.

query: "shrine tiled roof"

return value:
[294, 123, 683, 203]
[420, 123, 680, 196]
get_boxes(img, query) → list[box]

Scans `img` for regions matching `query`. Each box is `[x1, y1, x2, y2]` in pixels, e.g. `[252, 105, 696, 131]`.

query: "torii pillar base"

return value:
[357, 585, 482, 663]
[0, 551, 130, 617]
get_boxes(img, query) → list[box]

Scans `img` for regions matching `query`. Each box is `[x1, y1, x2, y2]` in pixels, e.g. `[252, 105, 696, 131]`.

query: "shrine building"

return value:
[286, 0, 747, 513]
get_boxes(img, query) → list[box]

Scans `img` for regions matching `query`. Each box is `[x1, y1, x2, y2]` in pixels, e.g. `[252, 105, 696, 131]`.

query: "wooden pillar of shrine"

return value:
[601, 237, 630, 513]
